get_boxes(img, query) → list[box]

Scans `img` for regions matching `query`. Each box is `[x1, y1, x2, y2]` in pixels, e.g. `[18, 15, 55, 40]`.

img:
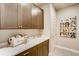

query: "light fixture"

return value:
[32, 8, 40, 16]
[21, 3, 29, 6]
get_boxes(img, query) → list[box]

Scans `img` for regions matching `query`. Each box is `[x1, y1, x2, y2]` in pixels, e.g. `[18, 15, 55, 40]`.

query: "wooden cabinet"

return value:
[42, 40, 49, 56]
[32, 4, 44, 29]
[19, 4, 44, 29]
[18, 3, 32, 29]
[16, 46, 37, 56]
[37, 43, 43, 56]
[1, 3, 18, 29]
[21, 4, 32, 29]
[0, 3, 44, 29]
[16, 40, 49, 56]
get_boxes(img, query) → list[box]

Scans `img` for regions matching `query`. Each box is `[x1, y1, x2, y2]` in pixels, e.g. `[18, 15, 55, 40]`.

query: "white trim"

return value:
[56, 45, 79, 54]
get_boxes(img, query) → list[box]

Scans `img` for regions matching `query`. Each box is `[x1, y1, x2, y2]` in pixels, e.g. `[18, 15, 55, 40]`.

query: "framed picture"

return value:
[60, 16, 76, 38]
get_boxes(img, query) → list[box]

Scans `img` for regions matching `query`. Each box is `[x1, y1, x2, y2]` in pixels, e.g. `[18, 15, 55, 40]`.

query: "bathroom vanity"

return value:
[0, 35, 49, 56]
[16, 40, 49, 56]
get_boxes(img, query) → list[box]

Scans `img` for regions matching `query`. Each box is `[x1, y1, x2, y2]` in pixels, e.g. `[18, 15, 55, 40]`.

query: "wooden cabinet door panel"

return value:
[32, 4, 44, 29]
[37, 43, 43, 56]
[21, 4, 32, 29]
[29, 47, 37, 56]
[1, 3, 18, 29]
[38, 10, 44, 29]
[42, 40, 49, 56]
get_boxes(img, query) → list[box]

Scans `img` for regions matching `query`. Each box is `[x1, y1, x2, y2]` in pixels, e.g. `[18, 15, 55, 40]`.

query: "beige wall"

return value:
[40, 4, 51, 37]
[49, 4, 57, 55]
[53, 4, 79, 55]
[0, 29, 41, 43]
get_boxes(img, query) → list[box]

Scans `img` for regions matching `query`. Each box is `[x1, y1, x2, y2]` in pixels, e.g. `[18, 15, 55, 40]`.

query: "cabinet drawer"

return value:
[19, 51, 30, 56]
[16, 46, 37, 56]
[16, 49, 31, 56]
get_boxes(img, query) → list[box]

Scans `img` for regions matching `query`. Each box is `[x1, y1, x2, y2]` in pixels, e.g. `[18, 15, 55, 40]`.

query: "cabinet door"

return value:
[21, 3, 32, 29]
[37, 43, 43, 56]
[1, 3, 18, 29]
[32, 4, 44, 29]
[42, 40, 49, 56]
[29, 46, 37, 56]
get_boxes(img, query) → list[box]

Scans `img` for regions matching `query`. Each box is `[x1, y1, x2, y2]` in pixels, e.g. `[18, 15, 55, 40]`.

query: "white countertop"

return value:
[0, 35, 49, 56]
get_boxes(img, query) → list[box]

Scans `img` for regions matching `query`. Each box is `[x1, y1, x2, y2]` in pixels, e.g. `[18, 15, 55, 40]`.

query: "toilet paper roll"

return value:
[8, 37, 16, 46]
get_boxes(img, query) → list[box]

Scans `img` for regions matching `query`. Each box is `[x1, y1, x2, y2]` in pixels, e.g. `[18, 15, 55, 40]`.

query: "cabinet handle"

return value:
[18, 26, 22, 28]
[23, 52, 30, 55]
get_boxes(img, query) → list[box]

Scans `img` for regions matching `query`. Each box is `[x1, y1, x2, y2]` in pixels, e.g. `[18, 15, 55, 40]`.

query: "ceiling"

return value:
[53, 3, 78, 10]
[35, 3, 78, 11]
[34, 3, 48, 8]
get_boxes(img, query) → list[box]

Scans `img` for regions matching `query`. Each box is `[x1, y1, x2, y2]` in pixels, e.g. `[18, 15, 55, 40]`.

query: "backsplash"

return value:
[0, 29, 43, 43]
